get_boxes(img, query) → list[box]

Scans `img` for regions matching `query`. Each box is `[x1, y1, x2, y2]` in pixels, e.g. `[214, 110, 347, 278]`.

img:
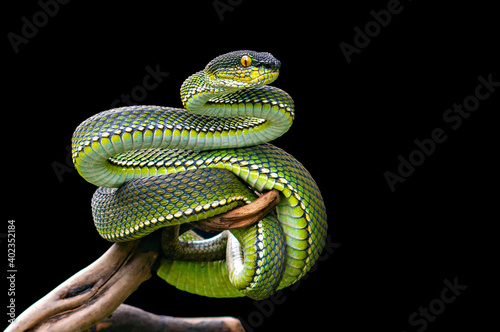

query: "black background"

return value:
[4, 0, 498, 331]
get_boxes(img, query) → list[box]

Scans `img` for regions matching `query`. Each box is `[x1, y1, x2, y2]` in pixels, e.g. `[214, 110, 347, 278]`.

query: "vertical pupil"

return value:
[241, 56, 251, 67]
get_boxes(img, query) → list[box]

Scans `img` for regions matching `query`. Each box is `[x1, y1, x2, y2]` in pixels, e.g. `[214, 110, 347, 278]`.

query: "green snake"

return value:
[72, 50, 328, 300]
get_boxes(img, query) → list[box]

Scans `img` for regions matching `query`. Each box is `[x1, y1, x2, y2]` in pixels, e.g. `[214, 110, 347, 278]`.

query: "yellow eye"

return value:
[241, 55, 252, 67]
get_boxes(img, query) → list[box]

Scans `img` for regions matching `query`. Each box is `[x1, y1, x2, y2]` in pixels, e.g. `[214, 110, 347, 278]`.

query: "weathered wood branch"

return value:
[6, 232, 161, 332]
[6, 190, 280, 331]
[194, 189, 280, 232]
[85, 304, 244, 332]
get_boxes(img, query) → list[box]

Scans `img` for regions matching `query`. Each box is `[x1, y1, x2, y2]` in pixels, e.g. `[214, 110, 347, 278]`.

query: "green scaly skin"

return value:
[72, 50, 328, 300]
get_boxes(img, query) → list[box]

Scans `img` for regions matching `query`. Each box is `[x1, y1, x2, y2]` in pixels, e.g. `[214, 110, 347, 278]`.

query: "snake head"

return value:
[204, 50, 280, 89]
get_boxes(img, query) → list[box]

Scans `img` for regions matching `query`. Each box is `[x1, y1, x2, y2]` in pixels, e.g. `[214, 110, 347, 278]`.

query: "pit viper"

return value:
[72, 50, 328, 300]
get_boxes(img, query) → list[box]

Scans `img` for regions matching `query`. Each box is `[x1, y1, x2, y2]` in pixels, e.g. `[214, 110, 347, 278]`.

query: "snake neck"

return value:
[72, 68, 295, 188]
[180, 70, 226, 110]
[180, 70, 295, 135]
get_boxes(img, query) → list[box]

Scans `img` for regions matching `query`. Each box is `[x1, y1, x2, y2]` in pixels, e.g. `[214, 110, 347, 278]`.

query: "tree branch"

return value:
[194, 189, 280, 232]
[85, 304, 244, 332]
[6, 190, 280, 331]
[6, 232, 161, 332]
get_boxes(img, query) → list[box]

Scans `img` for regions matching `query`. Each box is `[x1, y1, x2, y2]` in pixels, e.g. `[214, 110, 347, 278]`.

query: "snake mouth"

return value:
[212, 67, 279, 89]
[210, 65, 277, 85]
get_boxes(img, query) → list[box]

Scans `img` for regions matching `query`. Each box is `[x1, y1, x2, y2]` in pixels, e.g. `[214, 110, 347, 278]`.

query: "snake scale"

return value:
[72, 51, 328, 300]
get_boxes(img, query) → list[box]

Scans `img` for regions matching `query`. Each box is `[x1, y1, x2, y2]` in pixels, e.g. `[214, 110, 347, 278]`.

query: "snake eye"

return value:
[240, 55, 252, 67]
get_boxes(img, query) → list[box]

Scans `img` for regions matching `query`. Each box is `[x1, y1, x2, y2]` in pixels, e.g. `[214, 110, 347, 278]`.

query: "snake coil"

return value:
[72, 50, 327, 300]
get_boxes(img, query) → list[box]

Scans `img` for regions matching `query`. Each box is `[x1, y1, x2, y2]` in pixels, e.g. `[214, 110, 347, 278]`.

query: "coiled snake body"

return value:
[72, 51, 327, 300]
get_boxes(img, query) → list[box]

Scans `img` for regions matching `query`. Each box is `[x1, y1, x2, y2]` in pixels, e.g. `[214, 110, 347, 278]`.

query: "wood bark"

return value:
[85, 304, 244, 332]
[6, 190, 279, 331]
